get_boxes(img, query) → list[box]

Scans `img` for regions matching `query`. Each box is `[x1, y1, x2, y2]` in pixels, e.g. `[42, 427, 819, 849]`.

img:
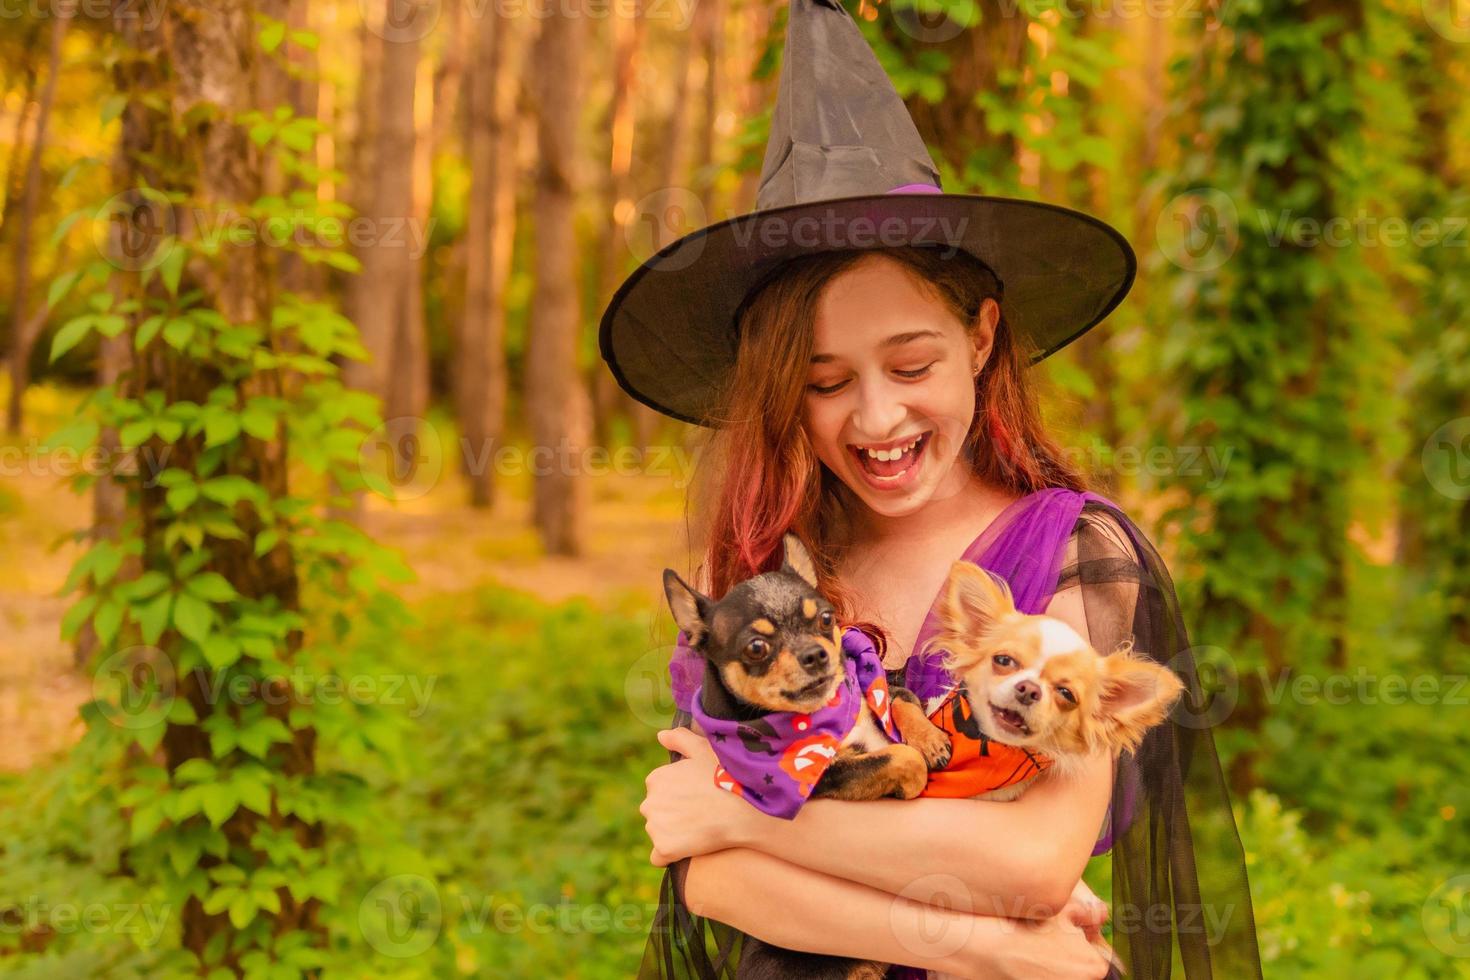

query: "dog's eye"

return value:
[747, 638, 770, 660]
[1057, 686, 1076, 703]
[992, 654, 1015, 668]
[819, 610, 834, 629]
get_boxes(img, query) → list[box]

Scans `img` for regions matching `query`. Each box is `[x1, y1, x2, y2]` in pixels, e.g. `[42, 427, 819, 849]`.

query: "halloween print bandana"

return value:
[689, 626, 904, 820]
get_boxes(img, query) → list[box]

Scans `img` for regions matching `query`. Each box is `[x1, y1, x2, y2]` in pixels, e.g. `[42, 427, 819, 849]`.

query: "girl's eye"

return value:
[807, 379, 848, 396]
[894, 361, 937, 379]
[1058, 687, 1076, 704]
[747, 638, 770, 659]
[993, 654, 1015, 668]
[819, 610, 834, 629]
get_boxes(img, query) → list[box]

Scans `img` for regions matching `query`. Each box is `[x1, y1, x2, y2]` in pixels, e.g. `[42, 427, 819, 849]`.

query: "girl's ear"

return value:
[780, 533, 819, 589]
[663, 570, 712, 648]
[1093, 652, 1185, 755]
[970, 298, 1000, 372]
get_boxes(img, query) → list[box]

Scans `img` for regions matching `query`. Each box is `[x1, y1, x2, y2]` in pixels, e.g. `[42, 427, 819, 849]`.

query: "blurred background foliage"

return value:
[0, 0, 1467, 975]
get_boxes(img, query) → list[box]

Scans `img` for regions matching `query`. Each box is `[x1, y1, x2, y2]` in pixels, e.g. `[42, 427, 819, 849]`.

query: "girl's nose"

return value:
[852, 374, 906, 436]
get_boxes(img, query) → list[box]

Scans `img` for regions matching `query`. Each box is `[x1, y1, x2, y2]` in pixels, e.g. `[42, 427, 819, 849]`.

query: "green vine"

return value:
[40, 11, 413, 977]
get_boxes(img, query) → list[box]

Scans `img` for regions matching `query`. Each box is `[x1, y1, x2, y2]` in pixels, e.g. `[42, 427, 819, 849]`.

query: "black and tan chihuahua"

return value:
[663, 534, 951, 980]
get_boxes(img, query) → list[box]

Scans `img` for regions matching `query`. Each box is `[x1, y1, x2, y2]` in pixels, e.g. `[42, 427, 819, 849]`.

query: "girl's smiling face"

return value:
[802, 253, 999, 520]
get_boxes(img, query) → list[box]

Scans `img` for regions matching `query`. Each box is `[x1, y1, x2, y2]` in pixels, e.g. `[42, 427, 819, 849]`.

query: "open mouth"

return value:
[988, 702, 1032, 737]
[847, 431, 931, 489]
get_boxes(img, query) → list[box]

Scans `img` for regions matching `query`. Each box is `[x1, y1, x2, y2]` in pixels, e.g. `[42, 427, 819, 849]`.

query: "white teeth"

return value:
[861, 435, 922, 461]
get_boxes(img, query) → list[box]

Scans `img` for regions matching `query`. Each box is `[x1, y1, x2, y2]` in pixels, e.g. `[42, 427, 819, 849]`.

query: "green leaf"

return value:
[173, 592, 214, 644]
[227, 890, 257, 929]
[236, 773, 272, 816]
[43, 417, 99, 453]
[94, 599, 124, 647]
[201, 475, 257, 505]
[49, 209, 85, 247]
[50, 314, 97, 361]
[259, 18, 287, 53]
[119, 419, 154, 448]
[129, 803, 165, 844]
[162, 315, 195, 350]
[253, 529, 280, 558]
[60, 593, 100, 640]
[160, 245, 186, 296]
[47, 269, 83, 309]
[200, 782, 238, 828]
[238, 717, 292, 759]
[136, 591, 174, 645]
[167, 696, 199, 725]
[135, 313, 165, 350]
[186, 572, 239, 603]
[323, 251, 362, 274]
[174, 758, 216, 783]
[101, 94, 127, 126]
[200, 634, 241, 670]
[203, 412, 241, 448]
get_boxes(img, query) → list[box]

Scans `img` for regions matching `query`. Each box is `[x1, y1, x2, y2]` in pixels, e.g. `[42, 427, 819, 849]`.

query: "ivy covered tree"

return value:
[1159, 0, 1377, 788]
[48, 1, 410, 973]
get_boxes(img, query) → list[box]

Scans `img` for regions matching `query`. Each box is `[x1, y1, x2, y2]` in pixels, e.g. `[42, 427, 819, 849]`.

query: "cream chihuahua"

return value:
[922, 561, 1186, 977]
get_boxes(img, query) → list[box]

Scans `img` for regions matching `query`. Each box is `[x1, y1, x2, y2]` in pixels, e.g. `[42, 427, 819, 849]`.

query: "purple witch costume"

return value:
[643, 488, 1262, 979]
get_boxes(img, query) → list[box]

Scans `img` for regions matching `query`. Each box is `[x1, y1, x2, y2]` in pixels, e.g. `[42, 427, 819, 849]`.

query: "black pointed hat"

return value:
[598, 0, 1136, 427]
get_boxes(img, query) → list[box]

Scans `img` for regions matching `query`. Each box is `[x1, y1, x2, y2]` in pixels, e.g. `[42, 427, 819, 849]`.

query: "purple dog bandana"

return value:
[690, 626, 904, 820]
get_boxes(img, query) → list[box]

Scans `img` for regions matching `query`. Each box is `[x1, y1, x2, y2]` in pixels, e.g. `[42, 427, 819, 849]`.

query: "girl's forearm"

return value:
[729, 796, 1066, 918]
[724, 752, 1113, 919]
[685, 846, 1020, 976]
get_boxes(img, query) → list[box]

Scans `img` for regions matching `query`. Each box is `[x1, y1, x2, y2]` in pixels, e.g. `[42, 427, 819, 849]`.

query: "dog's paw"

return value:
[890, 745, 930, 799]
[908, 724, 952, 771]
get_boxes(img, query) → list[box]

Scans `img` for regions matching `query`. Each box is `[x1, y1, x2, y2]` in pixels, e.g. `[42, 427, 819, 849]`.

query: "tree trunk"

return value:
[345, 0, 428, 451]
[458, 8, 522, 507]
[526, 10, 591, 554]
[114, 0, 320, 960]
[591, 0, 648, 446]
[6, 11, 69, 433]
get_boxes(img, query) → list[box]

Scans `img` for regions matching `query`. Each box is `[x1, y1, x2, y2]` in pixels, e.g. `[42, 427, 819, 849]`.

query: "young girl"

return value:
[629, 245, 1262, 979]
[598, 2, 1262, 974]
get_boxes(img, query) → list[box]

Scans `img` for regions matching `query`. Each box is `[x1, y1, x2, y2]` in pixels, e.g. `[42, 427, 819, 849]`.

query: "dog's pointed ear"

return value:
[1094, 648, 1185, 754]
[780, 533, 819, 589]
[941, 562, 1016, 630]
[663, 569, 712, 648]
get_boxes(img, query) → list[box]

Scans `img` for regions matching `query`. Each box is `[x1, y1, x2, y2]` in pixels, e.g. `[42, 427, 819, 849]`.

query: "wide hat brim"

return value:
[598, 191, 1136, 427]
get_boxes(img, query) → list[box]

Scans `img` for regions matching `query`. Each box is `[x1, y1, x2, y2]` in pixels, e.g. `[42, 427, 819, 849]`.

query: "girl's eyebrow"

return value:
[810, 329, 943, 364]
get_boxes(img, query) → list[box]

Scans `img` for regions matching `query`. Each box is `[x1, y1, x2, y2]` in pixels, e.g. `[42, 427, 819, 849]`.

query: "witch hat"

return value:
[598, 0, 1136, 428]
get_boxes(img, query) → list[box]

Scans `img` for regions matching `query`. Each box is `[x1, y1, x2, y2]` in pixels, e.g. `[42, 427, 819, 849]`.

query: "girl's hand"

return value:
[639, 727, 756, 867]
[984, 912, 1114, 980]
[1062, 878, 1111, 948]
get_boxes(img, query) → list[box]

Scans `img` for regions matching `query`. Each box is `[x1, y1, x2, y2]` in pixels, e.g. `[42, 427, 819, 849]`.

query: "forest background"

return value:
[0, 0, 1467, 975]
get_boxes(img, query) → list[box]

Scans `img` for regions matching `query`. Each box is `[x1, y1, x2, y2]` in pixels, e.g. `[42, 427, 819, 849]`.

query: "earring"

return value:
[971, 360, 981, 377]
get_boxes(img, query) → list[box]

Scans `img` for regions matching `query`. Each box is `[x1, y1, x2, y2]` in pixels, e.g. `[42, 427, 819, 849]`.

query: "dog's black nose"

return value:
[1014, 680, 1040, 705]
[799, 646, 829, 672]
